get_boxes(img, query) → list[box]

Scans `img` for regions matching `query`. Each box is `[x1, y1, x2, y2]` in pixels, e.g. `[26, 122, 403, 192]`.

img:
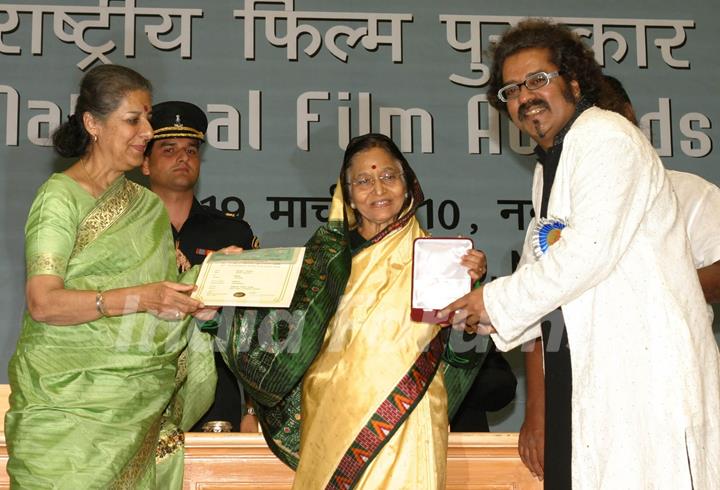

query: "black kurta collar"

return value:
[534, 98, 593, 218]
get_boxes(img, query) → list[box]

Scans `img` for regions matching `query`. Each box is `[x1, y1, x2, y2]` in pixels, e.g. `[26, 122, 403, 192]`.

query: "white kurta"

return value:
[485, 107, 720, 489]
[669, 169, 720, 325]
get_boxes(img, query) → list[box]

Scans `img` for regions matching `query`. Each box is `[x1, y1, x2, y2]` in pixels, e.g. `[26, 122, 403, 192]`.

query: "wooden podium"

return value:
[0, 385, 541, 489]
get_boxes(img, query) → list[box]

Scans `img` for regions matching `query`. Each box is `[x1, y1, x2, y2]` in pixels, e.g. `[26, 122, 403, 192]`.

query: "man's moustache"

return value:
[518, 100, 549, 121]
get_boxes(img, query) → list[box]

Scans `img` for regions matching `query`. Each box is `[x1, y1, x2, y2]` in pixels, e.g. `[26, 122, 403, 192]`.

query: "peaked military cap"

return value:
[151, 101, 207, 141]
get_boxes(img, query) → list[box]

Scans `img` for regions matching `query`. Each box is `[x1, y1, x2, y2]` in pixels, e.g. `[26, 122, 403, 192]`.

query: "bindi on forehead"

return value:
[371, 164, 376, 169]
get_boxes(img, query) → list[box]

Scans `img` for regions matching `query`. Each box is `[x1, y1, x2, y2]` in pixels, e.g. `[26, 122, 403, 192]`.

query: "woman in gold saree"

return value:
[5, 65, 216, 489]
[229, 133, 488, 489]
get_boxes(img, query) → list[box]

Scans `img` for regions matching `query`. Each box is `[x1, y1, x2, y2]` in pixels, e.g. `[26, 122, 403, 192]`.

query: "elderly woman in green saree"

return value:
[227, 133, 488, 489]
[5, 65, 216, 489]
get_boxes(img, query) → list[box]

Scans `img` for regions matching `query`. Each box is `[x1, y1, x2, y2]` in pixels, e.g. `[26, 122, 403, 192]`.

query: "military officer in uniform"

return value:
[142, 100, 259, 432]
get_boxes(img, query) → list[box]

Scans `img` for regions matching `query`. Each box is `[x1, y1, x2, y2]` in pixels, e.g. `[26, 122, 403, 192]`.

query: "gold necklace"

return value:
[80, 159, 105, 198]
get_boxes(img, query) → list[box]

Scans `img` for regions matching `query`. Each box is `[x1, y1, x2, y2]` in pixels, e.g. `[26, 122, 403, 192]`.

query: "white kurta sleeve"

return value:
[491, 211, 542, 351]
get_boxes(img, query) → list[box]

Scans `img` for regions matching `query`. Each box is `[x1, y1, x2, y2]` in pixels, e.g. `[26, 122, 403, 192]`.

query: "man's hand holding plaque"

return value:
[411, 237, 475, 323]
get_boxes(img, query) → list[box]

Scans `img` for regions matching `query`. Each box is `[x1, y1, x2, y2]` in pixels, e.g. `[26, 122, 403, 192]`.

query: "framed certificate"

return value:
[192, 247, 305, 307]
[411, 237, 473, 323]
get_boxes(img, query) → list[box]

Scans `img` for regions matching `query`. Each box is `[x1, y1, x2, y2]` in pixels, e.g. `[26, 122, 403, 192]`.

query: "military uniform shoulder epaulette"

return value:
[220, 210, 243, 220]
[219, 210, 254, 230]
[200, 204, 242, 221]
[197, 204, 259, 249]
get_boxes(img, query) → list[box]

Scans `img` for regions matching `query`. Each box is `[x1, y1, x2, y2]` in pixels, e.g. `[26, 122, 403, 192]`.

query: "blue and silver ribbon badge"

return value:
[532, 217, 567, 258]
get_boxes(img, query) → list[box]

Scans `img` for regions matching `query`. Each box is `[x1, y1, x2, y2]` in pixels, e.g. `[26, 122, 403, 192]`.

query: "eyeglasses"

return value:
[347, 171, 404, 191]
[497, 71, 561, 102]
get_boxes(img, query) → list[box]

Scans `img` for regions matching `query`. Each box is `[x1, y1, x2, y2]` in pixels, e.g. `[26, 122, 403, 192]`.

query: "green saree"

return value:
[5, 174, 215, 489]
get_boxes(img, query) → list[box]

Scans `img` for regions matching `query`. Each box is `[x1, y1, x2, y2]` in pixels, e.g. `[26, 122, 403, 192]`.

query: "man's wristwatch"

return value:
[245, 406, 256, 416]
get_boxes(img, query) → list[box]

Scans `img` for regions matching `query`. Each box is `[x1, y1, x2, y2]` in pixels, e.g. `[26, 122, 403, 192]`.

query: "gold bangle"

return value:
[95, 291, 108, 317]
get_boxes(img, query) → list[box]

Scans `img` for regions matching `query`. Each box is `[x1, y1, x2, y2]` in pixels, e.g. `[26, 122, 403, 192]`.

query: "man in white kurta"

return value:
[443, 19, 720, 489]
[669, 170, 720, 309]
[516, 75, 720, 483]
[516, 169, 720, 482]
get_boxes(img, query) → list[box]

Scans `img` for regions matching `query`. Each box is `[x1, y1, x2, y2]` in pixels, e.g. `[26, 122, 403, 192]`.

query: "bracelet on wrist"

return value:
[95, 290, 108, 317]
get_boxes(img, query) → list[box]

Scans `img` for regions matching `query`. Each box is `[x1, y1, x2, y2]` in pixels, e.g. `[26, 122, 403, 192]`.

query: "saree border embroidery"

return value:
[155, 428, 185, 462]
[265, 384, 303, 466]
[26, 252, 67, 277]
[326, 332, 445, 490]
[109, 417, 161, 489]
[71, 178, 142, 257]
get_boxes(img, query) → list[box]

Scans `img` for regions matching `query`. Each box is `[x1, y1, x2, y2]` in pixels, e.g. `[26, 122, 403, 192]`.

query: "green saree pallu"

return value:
[5, 174, 216, 489]
[225, 179, 488, 488]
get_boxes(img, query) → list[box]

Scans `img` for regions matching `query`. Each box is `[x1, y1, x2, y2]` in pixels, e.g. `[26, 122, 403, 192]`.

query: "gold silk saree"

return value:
[228, 178, 487, 489]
